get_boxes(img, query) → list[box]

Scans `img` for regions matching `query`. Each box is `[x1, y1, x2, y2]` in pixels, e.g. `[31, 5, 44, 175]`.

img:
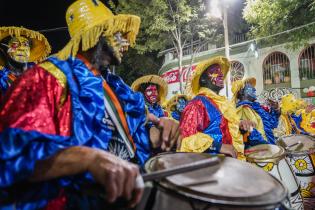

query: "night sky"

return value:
[1, 0, 118, 53]
[1, 0, 245, 53]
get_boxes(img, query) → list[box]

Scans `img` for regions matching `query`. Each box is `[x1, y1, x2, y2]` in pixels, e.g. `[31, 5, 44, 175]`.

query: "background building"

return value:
[159, 34, 315, 104]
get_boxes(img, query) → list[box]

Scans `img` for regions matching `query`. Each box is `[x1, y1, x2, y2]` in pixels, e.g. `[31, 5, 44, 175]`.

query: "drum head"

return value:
[145, 153, 287, 207]
[278, 134, 315, 154]
[246, 144, 285, 161]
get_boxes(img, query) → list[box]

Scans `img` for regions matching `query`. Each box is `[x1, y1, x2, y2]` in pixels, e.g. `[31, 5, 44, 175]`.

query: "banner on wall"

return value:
[161, 65, 197, 84]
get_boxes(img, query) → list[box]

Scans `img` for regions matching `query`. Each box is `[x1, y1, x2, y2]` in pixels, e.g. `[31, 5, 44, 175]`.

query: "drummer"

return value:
[274, 94, 310, 138]
[131, 75, 169, 124]
[295, 99, 315, 136]
[231, 77, 280, 148]
[165, 94, 190, 121]
[178, 56, 245, 160]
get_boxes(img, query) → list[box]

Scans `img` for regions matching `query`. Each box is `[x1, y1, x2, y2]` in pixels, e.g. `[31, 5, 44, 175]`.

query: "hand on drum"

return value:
[239, 120, 256, 132]
[220, 144, 238, 158]
[148, 113, 180, 151]
[88, 150, 143, 208]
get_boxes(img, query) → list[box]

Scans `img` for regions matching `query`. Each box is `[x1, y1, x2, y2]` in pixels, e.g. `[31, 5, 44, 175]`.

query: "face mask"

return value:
[144, 84, 158, 104]
[7, 36, 30, 63]
[104, 32, 130, 64]
[243, 84, 257, 101]
[176, 98, 187, 112]
[205, 64, 224, 88]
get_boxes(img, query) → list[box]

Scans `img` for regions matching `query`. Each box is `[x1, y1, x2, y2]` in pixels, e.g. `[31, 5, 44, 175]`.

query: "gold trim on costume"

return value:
[39, 61, 68, 107]
[179, 132, 214, 153]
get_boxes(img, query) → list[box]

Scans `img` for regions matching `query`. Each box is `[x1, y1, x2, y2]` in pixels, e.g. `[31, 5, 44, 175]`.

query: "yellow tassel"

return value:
[56, 15, 140, 60]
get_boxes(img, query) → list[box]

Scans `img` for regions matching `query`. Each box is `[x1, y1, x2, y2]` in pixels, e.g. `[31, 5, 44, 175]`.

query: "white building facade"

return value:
[159, 38, 315, 104]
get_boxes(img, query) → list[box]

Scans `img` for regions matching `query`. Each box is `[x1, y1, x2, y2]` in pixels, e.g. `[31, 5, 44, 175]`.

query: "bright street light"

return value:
[210, 0, 222, 19]
[207, 0, 237, 98]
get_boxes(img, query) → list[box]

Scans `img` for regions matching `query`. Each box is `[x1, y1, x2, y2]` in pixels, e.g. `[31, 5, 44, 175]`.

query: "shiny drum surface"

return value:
[145, 153, 288, 210]
[246, 144, 304, 210]
[278, 134, 315, 210]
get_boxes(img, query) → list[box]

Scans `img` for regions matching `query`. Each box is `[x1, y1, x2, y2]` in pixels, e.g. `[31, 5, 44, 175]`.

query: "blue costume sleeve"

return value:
[291, 114, 308, 135]
[171, 111, 180, 121]
[0, 128, 71, 188]
[269, 108, 280, 129]
[105, 72, 151, 166]
[146, 103, 165, 129]
[247, 129, 268, 148]
[194, 96, 224, 154]
[0, 67, 11, 94]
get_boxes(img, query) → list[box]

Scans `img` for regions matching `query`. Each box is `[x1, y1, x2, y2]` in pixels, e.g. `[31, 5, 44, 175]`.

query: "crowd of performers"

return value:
[0, 0, 315, 209]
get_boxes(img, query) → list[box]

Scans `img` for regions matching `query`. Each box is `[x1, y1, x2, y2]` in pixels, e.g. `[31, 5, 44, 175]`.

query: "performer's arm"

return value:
[30, 146, 142, 205]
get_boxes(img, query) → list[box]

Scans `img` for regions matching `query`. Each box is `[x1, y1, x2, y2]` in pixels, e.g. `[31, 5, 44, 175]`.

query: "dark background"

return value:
[0, 0, 118, 53]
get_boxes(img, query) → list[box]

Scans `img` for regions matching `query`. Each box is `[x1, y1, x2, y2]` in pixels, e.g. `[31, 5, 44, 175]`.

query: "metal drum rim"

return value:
[246, 145, 286, 164]
[144, 153, 288, 207]
[277, 134, 315, 156]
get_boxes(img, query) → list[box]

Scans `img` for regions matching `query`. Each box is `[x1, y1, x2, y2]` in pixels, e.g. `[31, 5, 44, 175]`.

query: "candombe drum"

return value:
[278, 134, 315, 209]
[246, 144, 304, 210]
[145, 152, 289, 210]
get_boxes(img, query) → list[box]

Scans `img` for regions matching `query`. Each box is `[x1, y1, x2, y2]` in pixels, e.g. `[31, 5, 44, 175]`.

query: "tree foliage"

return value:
[243, 0, 315, 48]
[114, 49, 163, 85]
[117, 0, 223, 92]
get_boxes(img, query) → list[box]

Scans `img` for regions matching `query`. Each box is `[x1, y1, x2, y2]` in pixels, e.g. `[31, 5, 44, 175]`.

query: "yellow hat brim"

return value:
[0, 26, 51, 65]
[56, 14, 140, 60]
[190, 56, 230, 96]
[131, 75, 168, 103]
[165, 94, 191, 111]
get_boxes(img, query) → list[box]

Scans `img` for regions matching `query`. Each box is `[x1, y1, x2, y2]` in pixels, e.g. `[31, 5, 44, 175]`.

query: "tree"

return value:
[114, 49, 163, 85]
[243, 0, 315, 48]
[117, 0, 223, 93]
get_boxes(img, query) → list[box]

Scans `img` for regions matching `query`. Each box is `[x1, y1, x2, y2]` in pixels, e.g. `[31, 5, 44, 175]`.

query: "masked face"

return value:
[176, 97, 187, 113]
[144, 84, 158, 104]
[205, 64, 224, 88]
[243, 84, 257, 101]
[104, 32, 130, 65]
[7, 36, 30, 63]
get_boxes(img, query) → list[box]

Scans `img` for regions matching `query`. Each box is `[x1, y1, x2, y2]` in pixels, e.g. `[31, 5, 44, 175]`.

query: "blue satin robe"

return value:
[0, 57, 151, 209]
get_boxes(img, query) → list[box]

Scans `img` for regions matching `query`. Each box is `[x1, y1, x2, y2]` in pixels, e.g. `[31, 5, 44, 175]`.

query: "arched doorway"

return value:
[263, 52, 291, 88]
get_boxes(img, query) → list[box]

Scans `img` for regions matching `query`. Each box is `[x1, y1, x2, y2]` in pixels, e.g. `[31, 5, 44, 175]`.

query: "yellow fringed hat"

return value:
[280, 94, 298, 114]
[188, 56, 230, 96]
[131, 75, 168, 103]
[165, 94, 190, 112]
[0, 26, 51, 65]
[57, 0, 141, 60]
[231, 77, 256, 104]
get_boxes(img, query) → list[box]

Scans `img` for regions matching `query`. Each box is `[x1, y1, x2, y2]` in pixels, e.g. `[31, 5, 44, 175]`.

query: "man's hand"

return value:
[148, 113, 180, 151]
[220, 144, 237, 158]
[88, 150, 143, 207]
[239, 120, 256, 132]
[30, 147, 143, 208]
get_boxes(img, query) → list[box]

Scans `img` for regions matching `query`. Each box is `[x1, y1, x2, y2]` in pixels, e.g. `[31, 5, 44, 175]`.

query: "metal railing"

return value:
[299, 45, 315, 80]
[263, 52, 291, 86]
